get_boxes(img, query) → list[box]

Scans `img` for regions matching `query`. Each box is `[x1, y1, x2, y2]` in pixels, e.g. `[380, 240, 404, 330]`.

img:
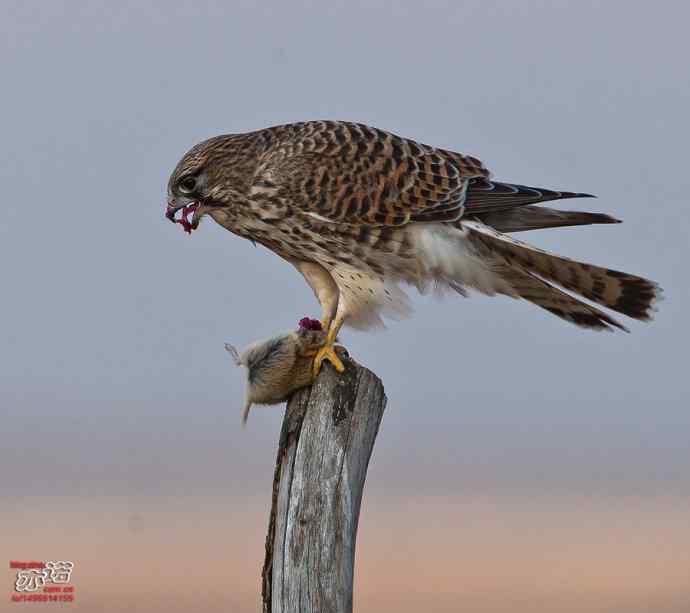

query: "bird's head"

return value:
[166, 134, 257, 234]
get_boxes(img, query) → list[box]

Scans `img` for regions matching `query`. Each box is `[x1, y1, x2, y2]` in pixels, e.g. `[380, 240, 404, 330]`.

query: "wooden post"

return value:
[261, 356, 387, 613]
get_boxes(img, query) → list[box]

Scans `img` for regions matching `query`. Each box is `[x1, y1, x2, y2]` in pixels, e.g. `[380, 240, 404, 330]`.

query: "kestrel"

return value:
[166, 121, 660, 375]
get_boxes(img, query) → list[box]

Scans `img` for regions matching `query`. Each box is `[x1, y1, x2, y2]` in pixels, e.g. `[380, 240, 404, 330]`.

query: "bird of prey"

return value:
[166, 120, 660, 375]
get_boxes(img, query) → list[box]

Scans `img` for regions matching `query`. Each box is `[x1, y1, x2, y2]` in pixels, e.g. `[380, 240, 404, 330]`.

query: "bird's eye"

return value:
[178, 176, 197, 193]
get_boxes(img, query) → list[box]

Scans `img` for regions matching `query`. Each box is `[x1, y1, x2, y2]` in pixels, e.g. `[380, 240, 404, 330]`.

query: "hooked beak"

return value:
[166, 198, 200, 234]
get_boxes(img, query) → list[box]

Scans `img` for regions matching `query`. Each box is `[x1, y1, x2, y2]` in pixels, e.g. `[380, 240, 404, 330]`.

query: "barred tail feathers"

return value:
[491, 265, 628, 331]
[461, 220, 660, 330]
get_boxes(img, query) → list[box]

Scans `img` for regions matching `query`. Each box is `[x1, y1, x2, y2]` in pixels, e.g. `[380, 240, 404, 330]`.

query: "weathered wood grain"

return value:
[262, 356, 387, 613]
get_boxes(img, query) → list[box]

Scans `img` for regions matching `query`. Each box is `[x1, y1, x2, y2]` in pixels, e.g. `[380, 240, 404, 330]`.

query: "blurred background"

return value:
[1, 1, 689, 611]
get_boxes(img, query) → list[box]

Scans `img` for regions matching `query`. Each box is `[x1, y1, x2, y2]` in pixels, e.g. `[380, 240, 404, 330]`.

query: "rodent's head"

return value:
[298, 317, 323, 331]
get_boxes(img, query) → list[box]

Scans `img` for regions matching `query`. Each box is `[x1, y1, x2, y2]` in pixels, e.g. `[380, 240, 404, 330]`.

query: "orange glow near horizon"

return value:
[3, 494, 689, 612]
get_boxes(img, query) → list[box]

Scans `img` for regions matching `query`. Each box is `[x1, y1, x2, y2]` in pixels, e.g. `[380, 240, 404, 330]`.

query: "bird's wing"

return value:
[265, 122, 489, 226]
[462, 179, 595, 214]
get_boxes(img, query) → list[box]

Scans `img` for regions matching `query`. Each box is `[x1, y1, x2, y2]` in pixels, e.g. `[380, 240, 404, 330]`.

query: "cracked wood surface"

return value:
[262, 356, 387, 613]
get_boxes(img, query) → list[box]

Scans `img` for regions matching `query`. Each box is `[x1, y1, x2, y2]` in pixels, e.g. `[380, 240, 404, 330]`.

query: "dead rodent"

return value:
[225, 318, 327, 425]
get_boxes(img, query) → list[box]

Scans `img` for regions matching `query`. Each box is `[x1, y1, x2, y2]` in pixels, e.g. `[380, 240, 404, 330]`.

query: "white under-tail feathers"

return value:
[409, 221, 660, 331]
[410, 224, 516, 297]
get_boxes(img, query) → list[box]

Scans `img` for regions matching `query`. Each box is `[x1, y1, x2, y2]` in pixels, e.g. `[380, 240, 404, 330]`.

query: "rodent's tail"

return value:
[224, 343, 243, 366]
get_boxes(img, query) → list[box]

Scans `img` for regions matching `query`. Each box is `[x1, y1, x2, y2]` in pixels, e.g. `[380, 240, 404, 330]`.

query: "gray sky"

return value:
[1, 0, 688, 512]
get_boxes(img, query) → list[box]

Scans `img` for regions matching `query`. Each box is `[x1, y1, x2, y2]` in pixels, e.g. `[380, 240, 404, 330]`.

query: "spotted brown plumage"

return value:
[167, 120, 660, 372]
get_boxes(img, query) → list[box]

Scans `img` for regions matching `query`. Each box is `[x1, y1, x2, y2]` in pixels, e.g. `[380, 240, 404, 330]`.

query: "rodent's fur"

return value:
[225, 326, 327, 425]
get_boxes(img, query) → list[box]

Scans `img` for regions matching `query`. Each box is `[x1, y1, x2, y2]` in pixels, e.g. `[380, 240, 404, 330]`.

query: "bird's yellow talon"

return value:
[312, 342, 345, 377]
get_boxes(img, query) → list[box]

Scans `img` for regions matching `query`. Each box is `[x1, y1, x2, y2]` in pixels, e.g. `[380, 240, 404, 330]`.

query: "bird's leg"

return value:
[285, 259, 345, 377]
[312, 315, 346, 377]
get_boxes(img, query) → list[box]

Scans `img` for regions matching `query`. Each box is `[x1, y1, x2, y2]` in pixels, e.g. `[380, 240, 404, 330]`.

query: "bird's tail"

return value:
[476, 205, 621, 233]
[463, 220, 661, 331]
